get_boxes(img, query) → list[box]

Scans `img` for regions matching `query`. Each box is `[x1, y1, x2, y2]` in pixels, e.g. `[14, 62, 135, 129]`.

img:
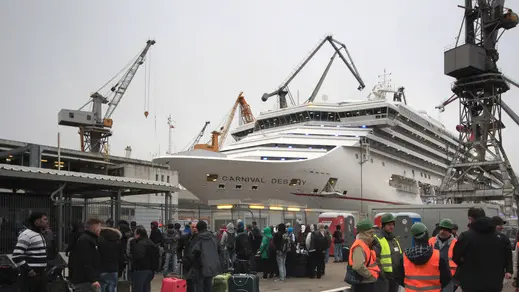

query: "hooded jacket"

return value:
[452, 216, 510, 292]
[189, 230, 221, 278]
[259, 227, 273, 259]
[220, 222, 235, 250]
[98, 227, 124, 273]
[396, 241, 451, 288]
[351, 231, 377, 283]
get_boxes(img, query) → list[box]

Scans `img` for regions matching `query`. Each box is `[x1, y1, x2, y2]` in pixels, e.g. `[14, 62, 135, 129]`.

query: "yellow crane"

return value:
[194, 92, 255, 152]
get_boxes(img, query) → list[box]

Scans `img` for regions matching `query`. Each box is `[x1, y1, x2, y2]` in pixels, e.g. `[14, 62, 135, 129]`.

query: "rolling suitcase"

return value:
[228, 274, 259, 292]
[161, 277, 187, 292]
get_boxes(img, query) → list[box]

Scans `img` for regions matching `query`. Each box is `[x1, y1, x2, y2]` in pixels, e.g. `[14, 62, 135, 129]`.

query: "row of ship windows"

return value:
[370, 140, 444, 174]
[232, 107, 396, 138]
[233, 109, 457, 151]
[354, 153, 432, 179]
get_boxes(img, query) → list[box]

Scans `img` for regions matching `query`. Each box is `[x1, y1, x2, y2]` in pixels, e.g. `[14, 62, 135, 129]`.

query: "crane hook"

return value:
[144, 111, 149, 118]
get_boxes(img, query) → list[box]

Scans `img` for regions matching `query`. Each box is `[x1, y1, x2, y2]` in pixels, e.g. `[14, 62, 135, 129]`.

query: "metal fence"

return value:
[0, 192, 341, 254]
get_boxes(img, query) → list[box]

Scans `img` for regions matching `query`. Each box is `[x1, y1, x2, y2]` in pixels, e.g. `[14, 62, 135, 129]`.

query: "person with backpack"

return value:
[273, 223, 289, 281]
[234, 222, 253, 273]
[162, 223, 180, 277]
[220, 222, 236, 270]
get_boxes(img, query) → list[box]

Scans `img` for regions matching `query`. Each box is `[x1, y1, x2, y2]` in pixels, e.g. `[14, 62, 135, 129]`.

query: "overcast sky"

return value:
[1, 0, 519, 167]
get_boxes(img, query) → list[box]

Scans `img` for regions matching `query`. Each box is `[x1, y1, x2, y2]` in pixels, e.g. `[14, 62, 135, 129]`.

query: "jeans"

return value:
[163, 252, 177, 276]
[324, 248, 330, 263]
[132, 270, 154, 292]
[100, 272, 118, 292]
[334, 243, 343, 261]
[276, 251, 287, 280]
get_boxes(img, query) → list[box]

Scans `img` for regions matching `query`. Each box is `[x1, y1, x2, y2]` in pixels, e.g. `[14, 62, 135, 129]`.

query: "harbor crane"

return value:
[261, 35, 365, 108]
[438, 0, 518, 216]
[182, 121, 211, 152]
[195, 92, 255, 152]
[58, 40, 156, 153]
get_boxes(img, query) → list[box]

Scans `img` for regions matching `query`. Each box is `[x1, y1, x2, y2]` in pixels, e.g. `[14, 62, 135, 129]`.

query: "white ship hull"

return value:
[155, 144, 428, 214]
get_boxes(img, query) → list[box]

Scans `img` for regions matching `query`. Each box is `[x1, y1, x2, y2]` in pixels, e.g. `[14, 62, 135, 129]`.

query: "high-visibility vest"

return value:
[348, 239, 380, 280]
[403, 249, 442, 292]
[428, 237, 457, 276]
[374, 234, 402, 273]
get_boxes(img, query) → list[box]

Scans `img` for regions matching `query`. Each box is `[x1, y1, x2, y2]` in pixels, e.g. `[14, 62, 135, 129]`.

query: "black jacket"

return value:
[188, 230, 221, 278]
[235, 231, 253, 259]
[453, 216, 510, 292]
[98, 227, 124, 273]
[70, 230, 100, 285]
[150, 227, 163, 245]
[396, 243, 451, 288]
[178, 233, 193, 273]
[131, 237, 160, 271]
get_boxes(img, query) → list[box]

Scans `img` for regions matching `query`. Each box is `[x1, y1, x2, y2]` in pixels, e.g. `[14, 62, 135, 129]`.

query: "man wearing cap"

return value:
[373, 213, 401, 292]
[493, 216, 513, 278]
[348, 218, 380, 291]
[428, 218, 457, 276]
[396, 223, 451, 292]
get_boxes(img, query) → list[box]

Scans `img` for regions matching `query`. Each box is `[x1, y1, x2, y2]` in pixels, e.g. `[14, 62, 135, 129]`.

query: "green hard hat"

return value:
[439, 218, 454, 230]
[356, 218, 375, 233]
[381, 213, 396, 224]
[410, 222, 428, 238]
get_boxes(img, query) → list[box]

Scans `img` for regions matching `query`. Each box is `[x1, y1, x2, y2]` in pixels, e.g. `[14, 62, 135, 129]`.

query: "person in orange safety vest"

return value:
[428, 218, 457, 276]
[396, 222, 451, 292]
[347, 218, 380, 292]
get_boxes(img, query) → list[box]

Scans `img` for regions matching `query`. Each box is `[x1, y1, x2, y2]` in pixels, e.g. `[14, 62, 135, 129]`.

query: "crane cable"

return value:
[144, 52, 152, 118]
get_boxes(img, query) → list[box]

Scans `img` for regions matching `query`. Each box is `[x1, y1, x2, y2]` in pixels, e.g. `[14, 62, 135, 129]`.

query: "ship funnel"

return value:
[125, 146, 132, 158]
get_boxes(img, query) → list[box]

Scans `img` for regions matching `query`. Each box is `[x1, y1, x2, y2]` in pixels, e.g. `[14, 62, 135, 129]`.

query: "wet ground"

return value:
[150, 258, 519, 292]
[151, 261, 350, 292]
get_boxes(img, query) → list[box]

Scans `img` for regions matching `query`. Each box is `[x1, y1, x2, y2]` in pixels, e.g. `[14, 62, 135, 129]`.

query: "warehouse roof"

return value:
[0, 163, 179, 197]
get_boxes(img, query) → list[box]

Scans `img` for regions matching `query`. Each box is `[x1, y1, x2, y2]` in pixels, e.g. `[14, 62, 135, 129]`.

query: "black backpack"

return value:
[226, 232, 236, 250]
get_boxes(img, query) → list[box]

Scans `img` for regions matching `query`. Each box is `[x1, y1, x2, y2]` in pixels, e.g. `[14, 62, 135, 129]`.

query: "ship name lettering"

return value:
[220, 176, 305, 185]
[221, 176, 266, 183]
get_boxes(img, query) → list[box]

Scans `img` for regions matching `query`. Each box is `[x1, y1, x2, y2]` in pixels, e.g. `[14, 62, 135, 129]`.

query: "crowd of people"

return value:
[9, 207, 519, 292]
[8, 213, 345, 292]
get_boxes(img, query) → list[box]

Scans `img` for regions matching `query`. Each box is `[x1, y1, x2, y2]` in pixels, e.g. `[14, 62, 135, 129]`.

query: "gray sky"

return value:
[1, 0, 519, 168]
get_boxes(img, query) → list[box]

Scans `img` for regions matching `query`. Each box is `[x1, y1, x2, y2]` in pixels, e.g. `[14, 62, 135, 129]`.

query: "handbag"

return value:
[344, 248, 372, 285]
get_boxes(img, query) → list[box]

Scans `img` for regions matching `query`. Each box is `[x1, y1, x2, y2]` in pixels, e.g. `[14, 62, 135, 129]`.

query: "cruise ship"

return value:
[155, 81, 460, 214]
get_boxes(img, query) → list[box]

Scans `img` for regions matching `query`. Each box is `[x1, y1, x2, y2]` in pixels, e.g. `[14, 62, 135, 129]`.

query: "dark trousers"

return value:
[132, 270, 154, 292]
[315, 252, 325, 278]
[388, 278, 400, 292]
[194, 277, 213, 292]
[19, 272, 47, 292]
[261, 258, 275, 278]
[307, 251, 315, 278]
[351, 283, 376, 292]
